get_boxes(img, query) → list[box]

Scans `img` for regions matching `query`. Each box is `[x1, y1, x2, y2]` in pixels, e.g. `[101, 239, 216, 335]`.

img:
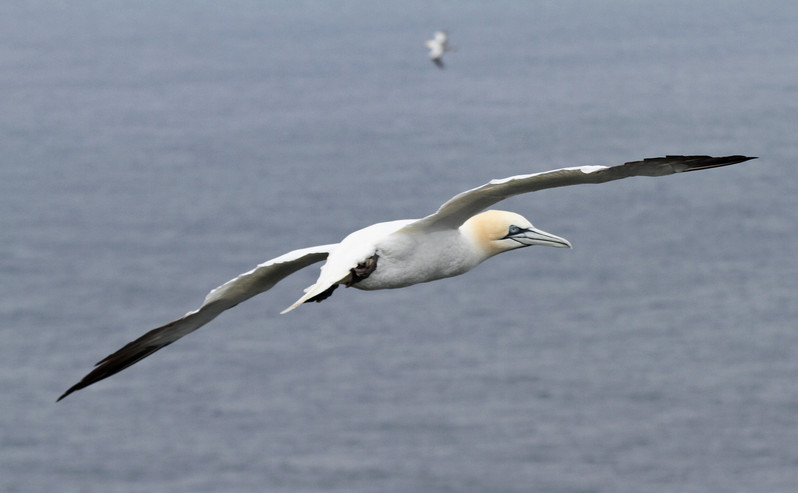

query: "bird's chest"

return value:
[354, 232, 478, 290]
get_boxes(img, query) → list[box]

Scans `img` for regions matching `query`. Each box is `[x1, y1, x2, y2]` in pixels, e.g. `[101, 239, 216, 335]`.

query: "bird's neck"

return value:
[459, 217, 503, 261]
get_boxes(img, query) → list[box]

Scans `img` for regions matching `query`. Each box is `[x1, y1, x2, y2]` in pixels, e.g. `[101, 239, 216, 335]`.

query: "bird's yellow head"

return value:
[462, 210, 572, 257]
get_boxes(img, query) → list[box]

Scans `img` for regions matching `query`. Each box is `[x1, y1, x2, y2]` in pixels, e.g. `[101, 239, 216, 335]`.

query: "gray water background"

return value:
[2, 1, 798, 492]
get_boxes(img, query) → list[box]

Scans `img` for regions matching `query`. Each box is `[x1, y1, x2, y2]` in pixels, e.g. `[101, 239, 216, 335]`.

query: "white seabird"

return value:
[425, 30, 453, 68]
[57, 155, 755, 401]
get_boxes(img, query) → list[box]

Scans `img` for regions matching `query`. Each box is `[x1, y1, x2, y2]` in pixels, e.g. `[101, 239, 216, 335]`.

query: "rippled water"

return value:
[2, 1, 797, 492]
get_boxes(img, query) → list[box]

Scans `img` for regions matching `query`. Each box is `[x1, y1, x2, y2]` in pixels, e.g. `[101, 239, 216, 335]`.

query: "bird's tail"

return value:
[281, 281, 340, 314]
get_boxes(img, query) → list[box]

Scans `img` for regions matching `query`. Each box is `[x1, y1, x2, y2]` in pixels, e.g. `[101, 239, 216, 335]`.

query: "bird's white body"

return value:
[58, 155, 755, 400]
[301, 219, 477, 293]
[425, 30, 453, 68]
[285, 208, 571, 314]
[353, 224, 480, 290]
[310, 219, 420, 291]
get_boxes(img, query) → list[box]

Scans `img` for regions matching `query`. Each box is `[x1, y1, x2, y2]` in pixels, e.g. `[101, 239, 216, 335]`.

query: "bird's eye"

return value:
[508, 225, 521, 235]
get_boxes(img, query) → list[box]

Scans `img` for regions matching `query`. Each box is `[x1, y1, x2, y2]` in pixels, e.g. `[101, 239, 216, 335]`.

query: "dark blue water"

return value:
[3, 1, 797, 491]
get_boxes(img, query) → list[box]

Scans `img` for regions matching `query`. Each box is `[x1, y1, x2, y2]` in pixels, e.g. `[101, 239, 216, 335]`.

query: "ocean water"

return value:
[2, 1, 797, 492]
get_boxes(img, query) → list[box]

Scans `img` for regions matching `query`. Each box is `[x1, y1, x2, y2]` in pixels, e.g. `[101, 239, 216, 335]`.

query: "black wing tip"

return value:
[56, 328, 179, 402]
[57, 368, 109, 402]
[56, 344, 167, 402]
[624, 155, 757, 176]
[57, 358, 112, 402]
[677, 154, 756, 162]
[56, 384, 83, 402]
[674, 154, 755, 161]
[646, 154, 757, 163]
[631, 154, 757, 165]
[732, 155, 758, 163]
[56, 350, 134, 402]
[677, 154, 758, 171]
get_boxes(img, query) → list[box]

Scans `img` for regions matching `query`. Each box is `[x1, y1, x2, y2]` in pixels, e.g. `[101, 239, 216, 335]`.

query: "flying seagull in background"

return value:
[426, 30, 454, 68]
[58, 155, 755, 401]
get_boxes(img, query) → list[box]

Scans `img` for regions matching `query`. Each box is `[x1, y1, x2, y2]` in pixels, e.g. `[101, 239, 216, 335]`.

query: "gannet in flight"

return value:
[57, 155, 755, 401]
[426, 30, 453, 68]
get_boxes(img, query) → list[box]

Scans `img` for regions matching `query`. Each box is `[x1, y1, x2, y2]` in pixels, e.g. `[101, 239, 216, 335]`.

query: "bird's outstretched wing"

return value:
[401, 155, 756, 233]
[57, 244, 337, 401]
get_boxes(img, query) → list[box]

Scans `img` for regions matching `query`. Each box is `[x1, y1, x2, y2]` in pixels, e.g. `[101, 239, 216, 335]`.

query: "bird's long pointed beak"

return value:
[515, 227, 572, 248]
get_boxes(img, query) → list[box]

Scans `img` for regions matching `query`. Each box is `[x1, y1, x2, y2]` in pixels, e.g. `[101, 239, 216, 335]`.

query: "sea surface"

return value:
[2, 1, 797, 492]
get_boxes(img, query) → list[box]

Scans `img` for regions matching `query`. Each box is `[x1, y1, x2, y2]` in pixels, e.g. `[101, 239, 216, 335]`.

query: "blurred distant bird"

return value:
[426, 30, 454, 68]
[57, 155, 755, 401]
